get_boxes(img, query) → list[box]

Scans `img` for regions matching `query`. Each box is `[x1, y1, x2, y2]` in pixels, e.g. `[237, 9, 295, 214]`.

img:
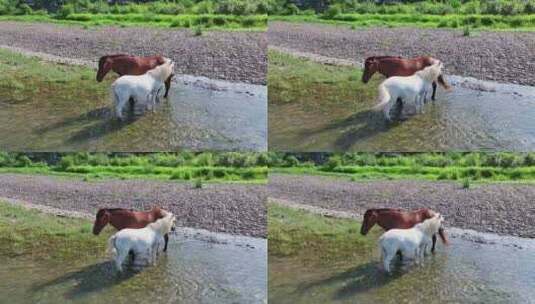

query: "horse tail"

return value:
[438, 227, 449, 245]
[107, 235, 117, 256]
[373, 83, 391, 111]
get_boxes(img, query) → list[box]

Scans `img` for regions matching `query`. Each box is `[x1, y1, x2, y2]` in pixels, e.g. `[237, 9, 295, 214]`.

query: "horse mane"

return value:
[416, 214, 442, 236]
[148, 213, 174, 234]
[368, 208, 405, 213]
[98, 54, 130, 66]
[365, 56, 403, 63]
[416, 63, 442, 82]
[147, 61, 173, 81]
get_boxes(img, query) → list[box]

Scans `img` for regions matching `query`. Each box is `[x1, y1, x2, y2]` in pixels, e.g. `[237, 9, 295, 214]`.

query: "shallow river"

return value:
[269, 76, 535, 151]
[0, 228, 267, 304]
[269, 228, 535, 304]
[0, 76, 266, 151]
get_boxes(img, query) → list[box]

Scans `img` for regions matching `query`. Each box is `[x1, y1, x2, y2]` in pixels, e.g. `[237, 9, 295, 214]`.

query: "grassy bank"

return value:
[271, 13, 535, 31]
[0, 201, 109, 259]
[268, 50, 378, 106]
[268, 202, 379, 259]
[0, 13, 267, 30]
[0, 152, 269, 183]
[0, 48, 109, 105]
[271, 152, 535, 183]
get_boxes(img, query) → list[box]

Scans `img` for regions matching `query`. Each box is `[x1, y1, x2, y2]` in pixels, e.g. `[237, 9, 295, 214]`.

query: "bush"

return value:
[16, 3, 32, 15]
[461, 178, 470, 189]
[57, 3, 75, 19]
[286, 3, 300, 15]
[463, 26, 471, 36]
[323, 4, 342, 19]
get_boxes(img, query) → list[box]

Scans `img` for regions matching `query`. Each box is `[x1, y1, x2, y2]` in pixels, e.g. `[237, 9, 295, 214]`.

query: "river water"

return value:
[269, 228, 535, 304]
[0, 228, 267, 304]
[0, 75, 266, 151]
[269, 76, 535, 152]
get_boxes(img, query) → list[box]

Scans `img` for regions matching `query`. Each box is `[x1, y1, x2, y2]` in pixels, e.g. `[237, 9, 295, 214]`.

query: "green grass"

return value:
[0, 47, 109, 105]
[0, 153, 269, 183]
[268, 50, 378, 106]
[268, 202, 380, 259]
[270, 13, 535, 31]
[269, 153, 535, 183]
[0, 165, 268, 183]
[0, 13, 267, 31]
[0, 201, 110, 260]
[272, 165, 535, 184]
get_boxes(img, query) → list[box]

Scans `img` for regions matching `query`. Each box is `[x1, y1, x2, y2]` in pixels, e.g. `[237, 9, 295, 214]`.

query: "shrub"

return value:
[194, 25, 203, 36]
[463, 26, 471, 36]
[16, 3, 32, 15]
[323, 4, 342, 19]
[462, 178, 470, 189]
[57, 3, 75, 19]
[286, 3, 300, 15]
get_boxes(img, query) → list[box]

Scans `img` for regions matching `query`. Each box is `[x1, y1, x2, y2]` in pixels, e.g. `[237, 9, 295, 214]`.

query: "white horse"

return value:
[379, 213, 444, 273]
[107, 211, 175, 272]
[111, 59, 174, 120]
[374, 61, 443, 121]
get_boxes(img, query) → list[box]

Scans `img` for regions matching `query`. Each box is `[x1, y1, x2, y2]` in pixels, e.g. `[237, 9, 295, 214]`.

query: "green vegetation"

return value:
[0, 152, 269, 183]
[271, 12, 535, 30]
[0, 201, 110, 259]
[0, 48, 109, 104]
[0, 0, 267, 30]
[270, 152, 535, 183]
[269, 0, 535, 30]
[269, 50, 378, 105]
[268, 202, 379, 258]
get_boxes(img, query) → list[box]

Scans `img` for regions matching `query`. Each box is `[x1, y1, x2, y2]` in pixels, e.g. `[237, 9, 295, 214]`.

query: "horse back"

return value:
[112, 55, 165, 76]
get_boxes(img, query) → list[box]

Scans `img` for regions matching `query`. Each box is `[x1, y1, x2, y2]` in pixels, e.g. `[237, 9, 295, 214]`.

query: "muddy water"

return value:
[269, 228, 535, 304]
[269, 76, 535, 151]
[0, 228, 267, 304]
[0, 76, 266, 151]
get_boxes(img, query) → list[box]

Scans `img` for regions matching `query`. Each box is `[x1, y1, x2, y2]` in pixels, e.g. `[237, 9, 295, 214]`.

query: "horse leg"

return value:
[114, 92, 128, 121]
[383, 96, 395, 122]
[164, 75, 173, 98]
[432, 81, 437, 101]
[115, 250, 128, 272]
[163, 233, 169, 252]
[431, 234, 437, 253]
[383, 250, 394, 273]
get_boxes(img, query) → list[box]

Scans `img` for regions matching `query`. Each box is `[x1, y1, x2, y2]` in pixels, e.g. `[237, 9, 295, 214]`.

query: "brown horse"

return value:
[362, 56, 451, 101]
[361, 208, 448, 253]
[92, 207, 171, 252]
[96, 54, 174, 98]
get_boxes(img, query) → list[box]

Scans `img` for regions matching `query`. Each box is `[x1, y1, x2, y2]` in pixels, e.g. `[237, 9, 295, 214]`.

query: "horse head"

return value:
[361, 209, 378, 235]
[421, 213, 444, 236]
[93, 209, 111, 235]
[96, 56, 113, 82]
[362, 57, 379, 83]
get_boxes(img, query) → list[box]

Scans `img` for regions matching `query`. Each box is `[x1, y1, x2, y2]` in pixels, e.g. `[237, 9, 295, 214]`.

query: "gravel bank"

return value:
[0, 21, 267, 85]
[268, 21, 535, 86]
[0, 174, 267, 238]
[269, 174, 535, 238]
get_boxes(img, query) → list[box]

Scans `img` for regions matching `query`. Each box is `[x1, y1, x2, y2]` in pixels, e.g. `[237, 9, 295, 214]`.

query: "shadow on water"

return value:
[296, 261, 402, 300]
[31, 261, 138, 300]
[299, 109, 397, 151]
[35, 107, 136, 144]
